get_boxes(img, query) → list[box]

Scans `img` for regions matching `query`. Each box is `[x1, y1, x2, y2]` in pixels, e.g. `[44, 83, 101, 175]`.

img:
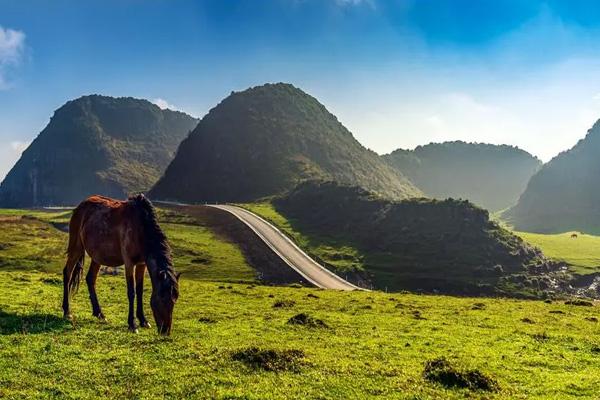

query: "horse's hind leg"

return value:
[86, 260, 105, 321]
[135, 264, 151, 328]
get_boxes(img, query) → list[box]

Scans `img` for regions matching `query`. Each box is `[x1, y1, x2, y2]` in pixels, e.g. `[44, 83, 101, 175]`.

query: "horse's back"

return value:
[72, 195, 133, 267]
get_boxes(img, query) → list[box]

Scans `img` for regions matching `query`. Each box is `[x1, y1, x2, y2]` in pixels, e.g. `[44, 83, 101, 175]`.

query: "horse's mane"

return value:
[129, 194, 174, 276]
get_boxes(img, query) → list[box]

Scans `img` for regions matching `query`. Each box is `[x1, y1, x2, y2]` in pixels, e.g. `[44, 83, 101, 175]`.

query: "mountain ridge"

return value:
[383, 140, 541, 211]
[0, 95, 198, 207]
[150, 83, 422, 202]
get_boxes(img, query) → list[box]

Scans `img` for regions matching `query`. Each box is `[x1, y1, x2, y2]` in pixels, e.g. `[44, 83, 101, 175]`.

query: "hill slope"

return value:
[150, 83, 421, 202]
[271, 181, 571, 297]
[0, 95, 198, 207]
[505, 120, 600, 233]
[383, 141, 541, 211]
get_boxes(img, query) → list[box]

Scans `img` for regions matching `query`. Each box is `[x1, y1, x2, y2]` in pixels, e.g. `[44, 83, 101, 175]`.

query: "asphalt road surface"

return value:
[209, 204, 362, 291]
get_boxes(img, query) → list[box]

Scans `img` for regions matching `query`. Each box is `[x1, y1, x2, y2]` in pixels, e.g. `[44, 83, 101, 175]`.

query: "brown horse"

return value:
[62, 194, 180, 335]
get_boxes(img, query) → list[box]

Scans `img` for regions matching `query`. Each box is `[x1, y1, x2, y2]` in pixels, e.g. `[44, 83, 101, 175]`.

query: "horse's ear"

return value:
[175, 272, 182, 281]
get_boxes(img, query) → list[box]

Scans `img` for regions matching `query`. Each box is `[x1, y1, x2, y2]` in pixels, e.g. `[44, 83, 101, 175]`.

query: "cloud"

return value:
[152, 98, 179, 111]
[10, 140, 30, 153]
[0, 140, 30, 181]
[0, 25, 26, 89]
[334, 0, 375, 8]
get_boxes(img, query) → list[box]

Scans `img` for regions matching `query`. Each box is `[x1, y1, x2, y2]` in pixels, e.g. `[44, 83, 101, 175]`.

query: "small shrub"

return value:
[231, 347, 305, 372]
[273, 300, 296, 308]
[423, 358, 498, 392]
[565, 300, 594, 307]
[287, 313, 328, 328]
[532, 332, 550, 342]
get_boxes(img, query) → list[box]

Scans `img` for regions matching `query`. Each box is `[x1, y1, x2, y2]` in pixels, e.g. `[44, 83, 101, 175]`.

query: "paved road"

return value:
[209, 204, 363, 291]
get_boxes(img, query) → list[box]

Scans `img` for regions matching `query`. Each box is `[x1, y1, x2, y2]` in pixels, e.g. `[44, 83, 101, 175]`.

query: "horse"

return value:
[571, 233, 578, 239]
[62, 194, 180, 335]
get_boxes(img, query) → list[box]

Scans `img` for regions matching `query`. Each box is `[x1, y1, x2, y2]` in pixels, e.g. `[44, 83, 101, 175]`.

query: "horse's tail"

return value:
[66, 204, 85, 296]
[69, 254, 85, 295]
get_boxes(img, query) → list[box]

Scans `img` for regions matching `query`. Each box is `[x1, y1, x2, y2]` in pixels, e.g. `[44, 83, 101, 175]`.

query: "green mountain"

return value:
[0, 95, 198, 207]
[505, 120, 600, 233]
[274, 180, 567, 297]
[150, 83, 422, 202]
[383, 141, 541, 211]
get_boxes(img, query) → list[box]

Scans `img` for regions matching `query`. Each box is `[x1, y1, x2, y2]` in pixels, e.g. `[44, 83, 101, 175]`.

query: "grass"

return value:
[240, 202, 364, 274]
[516, 231, 600, 275]
[2, 207, 600, 398]
[1, 270, 600, 399]
[0, 208, 256, 283]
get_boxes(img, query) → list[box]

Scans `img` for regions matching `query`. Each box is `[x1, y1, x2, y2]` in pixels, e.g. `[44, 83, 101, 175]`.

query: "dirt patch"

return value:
[423, 357, 498, 392]
[231, 347, 305, 372]
[565, 299, 594, 307]
[273, 300, 296, 308]
[287, 313, 328, 328]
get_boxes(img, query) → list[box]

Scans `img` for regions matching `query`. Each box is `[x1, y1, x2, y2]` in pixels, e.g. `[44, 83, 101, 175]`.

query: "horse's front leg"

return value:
[125, 262, 138, 333]
[135, 264, 151, 328]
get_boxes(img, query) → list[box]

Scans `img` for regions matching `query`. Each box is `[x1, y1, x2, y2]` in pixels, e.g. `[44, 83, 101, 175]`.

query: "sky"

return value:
[3, 0, 600, 179]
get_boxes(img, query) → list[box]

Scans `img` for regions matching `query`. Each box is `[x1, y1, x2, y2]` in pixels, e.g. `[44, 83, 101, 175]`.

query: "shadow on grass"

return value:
[0, 309, 71, 335]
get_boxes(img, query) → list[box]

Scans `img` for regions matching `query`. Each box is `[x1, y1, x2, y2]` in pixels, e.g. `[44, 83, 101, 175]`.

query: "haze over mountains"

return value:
[0, 95, 198, 207]
[506, 119, 600, 234]
[150, 83, 422, 203]
[383, 142, 541, 212]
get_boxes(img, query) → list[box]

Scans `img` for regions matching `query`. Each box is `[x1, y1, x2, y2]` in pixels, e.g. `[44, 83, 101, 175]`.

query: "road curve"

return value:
[208, 204, 363, 291]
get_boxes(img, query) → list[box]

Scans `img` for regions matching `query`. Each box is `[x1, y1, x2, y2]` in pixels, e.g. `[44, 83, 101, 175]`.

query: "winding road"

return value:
[208, 204, 362, 291]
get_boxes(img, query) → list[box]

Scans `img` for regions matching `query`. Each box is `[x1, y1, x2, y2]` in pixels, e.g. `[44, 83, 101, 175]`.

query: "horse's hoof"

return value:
[128, 327, 139, 334]
[63, 313, 73, 321]
[140, 321, 151, 329]
[95, 313, 107, 322]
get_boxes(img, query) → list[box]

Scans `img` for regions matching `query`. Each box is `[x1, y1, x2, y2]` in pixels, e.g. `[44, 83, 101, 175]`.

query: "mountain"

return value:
[274, 181, 568, 297]
[150, 83, 422, 203]
[505, 120, 600, 233]
[383, 141, 541, 211]
[0, 95, 198, 207]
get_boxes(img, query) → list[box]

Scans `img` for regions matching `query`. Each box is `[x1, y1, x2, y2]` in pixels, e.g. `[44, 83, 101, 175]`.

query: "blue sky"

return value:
[3, 0, 600, 179]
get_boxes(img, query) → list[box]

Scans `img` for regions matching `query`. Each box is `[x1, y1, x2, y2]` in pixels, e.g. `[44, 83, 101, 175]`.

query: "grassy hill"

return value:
[0, 95, 198, 207]
[383, 141, 541, 212]
[255, 181, 576, 298]
[504, 119, 600, 233]
[516, 231, 600, 275]
[1, 207, 599, 399]
[150, 83, 421, 203]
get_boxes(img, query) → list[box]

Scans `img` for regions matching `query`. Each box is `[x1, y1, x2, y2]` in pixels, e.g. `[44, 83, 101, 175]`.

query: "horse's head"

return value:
[151, 269, 180, 335]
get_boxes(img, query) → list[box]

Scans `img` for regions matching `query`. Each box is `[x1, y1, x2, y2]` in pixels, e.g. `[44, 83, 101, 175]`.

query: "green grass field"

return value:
[516, 231, 600, 275]
[1, 208, 600, 399]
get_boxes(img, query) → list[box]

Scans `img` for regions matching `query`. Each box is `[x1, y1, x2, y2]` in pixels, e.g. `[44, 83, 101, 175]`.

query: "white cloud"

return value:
[334, 0, 375, 8]
[0, 140, 30, 181]
[10, 140, 30, 153]
[152, 98, 179, 111]
[0, 25, 26, 89]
